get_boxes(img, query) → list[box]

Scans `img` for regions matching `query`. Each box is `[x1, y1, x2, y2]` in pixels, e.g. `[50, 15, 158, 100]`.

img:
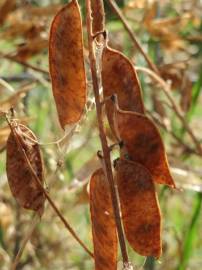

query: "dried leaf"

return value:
[13, 38, 48, 61]
[0, 21, 44, 40]
[2, 4, 61, 40]
[143, 2, 157, 26]
[1, 84, 33, 111]
[90, 169, 117, 270]
[115, 158, 162, 258]
[102, 46, 145, 137]
[6, 123, 45, 215]
[116, 109, 176, 188]
[144, 14, 190, 51]
[159, 62, 186, 89]
[24, 4, 62, 18]
[49, 0, 86, 129]
[0, 0, 16, 25]
[124, 0, 148, 10]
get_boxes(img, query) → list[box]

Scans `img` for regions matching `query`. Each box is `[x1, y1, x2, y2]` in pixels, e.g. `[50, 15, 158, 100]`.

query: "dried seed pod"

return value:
[90, 169, 117, 270]
[6, 123, 45, 215]
[49, 0, 86, 129]
[91, 0, 105, 36]
[115, 158, 162, 258]
[117, 109, 176, 188]
[102, 46, 145, 137]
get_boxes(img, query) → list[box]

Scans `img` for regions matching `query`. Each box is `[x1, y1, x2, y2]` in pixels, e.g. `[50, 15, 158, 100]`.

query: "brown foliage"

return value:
[49, 0, 86, 129]
[14, 38, 48, 61]
[0, 0, 16, 25]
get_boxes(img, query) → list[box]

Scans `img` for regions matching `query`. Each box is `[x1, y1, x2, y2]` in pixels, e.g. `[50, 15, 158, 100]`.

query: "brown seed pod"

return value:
[102, 46, 145, 137]
[117, 109, 176, 188]
[115, 158, 162, 258]
[91, 0, 105, 36]
[90, 169, 117, 270]
[49, 0, 86, 129]
[6, 123, 45, 215]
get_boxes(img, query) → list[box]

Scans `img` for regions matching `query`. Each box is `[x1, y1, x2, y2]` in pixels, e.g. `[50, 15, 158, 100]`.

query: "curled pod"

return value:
[115, 158, 162, 258]
[90, 168, 117, 270]
[49, 0, 86, 129]
[6, 123, 45, 216]
[117, 109, 176, 188]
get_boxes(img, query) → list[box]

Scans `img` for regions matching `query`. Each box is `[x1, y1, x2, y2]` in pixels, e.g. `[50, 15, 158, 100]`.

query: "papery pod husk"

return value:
[116, 109, 176, 188]
[115, 158, 162, 258]
[102, 46, 145, 138]
[49, 0, 86, 129]
[6, 123, 45, 216]
[90, 168, 117, 270]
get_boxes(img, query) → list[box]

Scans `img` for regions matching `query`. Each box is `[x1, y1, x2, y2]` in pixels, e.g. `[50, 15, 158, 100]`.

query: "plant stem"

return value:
[85, 0, 129, 265]
[11, 214, 40, 270]
[0, 53, 49, 76]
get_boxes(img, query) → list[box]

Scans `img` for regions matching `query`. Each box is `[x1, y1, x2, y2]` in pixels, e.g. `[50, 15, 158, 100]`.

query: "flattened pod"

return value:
[115, 158, 162, 258]
[117, 110, 176, 188]
[6, 124, 45, 215]
[102, 46, 145, 137]
[49, 0, 86, 129]
[90, 169, 117, 270]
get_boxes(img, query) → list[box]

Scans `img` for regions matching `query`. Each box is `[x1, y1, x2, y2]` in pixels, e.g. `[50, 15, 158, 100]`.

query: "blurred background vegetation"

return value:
[0, 0, 202, 269]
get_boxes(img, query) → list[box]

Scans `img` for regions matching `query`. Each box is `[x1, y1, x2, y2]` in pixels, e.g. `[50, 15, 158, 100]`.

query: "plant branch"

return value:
[85, 0, 129, 265]
[0, 53, 49, 76]
[107, 0, 159, 74]
[11, 152, 71, 270]
[11, 214, 40, 270]
[0, 78, 15, 93]
[136, 66, 202, 156]
[147, 110, 200, 157]
[6, 117, 94, 260]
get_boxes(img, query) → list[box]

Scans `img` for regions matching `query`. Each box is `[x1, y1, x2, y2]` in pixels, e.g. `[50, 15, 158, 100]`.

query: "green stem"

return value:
[177, 193, 202, 270]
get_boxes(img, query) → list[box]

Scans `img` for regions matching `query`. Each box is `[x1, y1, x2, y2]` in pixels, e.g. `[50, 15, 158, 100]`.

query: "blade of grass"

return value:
[177, 193, 202, 270]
